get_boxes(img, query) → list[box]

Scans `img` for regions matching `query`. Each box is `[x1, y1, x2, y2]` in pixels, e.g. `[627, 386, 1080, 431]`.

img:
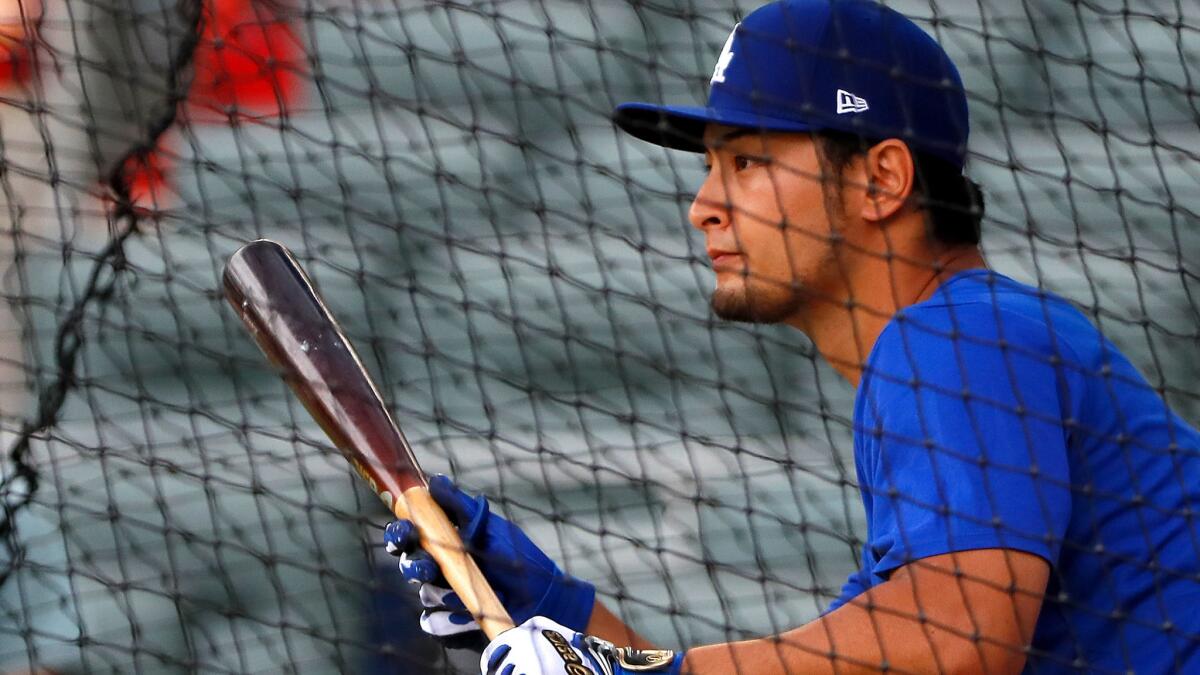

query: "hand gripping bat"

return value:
[223, 239, 514, 639]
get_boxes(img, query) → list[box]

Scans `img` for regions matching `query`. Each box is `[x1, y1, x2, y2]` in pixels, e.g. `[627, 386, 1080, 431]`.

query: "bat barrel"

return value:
[223, 239, 514, 639]
[224, 239, 426, 498]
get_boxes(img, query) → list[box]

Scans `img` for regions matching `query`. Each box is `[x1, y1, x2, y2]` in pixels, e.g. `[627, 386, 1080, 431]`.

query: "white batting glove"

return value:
[480, 616, 682, 675]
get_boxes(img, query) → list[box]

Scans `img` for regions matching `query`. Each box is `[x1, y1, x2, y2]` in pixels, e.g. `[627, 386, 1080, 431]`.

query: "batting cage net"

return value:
[0, 0, 1197, 673]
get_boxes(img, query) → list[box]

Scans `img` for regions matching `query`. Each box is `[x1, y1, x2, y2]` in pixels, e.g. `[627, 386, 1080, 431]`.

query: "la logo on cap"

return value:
[837, 89, 869, 114]
[711, 24, 739, 85]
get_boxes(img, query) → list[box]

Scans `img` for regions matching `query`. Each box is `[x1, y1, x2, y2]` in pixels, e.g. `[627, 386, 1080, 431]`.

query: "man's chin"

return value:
[710, 286, 799, 324]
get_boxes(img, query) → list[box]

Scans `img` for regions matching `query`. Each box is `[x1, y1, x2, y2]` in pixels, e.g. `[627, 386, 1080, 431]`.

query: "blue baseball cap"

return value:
[614, 0, 970, 169]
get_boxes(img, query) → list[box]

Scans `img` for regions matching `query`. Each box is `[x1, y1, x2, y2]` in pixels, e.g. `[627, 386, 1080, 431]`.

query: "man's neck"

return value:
[788, 247, 987, 386]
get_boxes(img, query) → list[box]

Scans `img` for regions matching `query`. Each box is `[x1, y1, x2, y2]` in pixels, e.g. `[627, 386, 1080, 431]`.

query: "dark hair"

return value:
[815, 130, 985, 247]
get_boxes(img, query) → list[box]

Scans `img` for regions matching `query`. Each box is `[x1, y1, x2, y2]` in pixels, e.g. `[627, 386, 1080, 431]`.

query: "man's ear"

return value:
[861, 139, 916, 223]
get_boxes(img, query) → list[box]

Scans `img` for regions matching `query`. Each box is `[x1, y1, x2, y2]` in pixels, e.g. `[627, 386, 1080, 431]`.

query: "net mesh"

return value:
[0, 0, 1197, 672]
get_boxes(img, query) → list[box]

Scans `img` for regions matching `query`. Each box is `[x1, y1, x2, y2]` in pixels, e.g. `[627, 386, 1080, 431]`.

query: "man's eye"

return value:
[733, 155, 767, 171]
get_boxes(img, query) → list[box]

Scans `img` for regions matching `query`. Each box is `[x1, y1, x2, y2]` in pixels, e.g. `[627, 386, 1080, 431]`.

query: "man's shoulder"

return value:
[864, 271, 1102, 395]
[886, 271, 1096, 361]
[908, 270, 1077, 323]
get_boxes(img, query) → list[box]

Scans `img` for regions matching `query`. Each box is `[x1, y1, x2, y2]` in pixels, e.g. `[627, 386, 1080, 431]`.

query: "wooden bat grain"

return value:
[223, 239, 514, 639]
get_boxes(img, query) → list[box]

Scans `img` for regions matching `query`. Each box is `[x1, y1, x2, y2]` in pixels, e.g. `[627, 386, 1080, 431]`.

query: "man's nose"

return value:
[688, 170, 730, 232]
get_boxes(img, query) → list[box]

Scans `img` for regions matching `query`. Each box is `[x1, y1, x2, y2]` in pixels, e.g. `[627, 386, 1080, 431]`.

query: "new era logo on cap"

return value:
[836, 89, 869, 114]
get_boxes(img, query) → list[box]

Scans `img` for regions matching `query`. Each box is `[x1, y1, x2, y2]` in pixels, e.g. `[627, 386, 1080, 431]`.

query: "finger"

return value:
[485, 644, 513, 675]
[383, 520, 418, 556]
[428, 474, 483, 527]
[398, 551, 440, 584]
[418, 584, 467, 611]
[421, 609, 482, 637]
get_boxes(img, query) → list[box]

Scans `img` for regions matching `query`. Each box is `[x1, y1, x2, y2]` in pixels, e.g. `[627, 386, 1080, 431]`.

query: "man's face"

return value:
[689, 124, 849, 324]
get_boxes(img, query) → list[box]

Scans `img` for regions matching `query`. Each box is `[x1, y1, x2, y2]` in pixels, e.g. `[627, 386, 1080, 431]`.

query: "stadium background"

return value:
[0, 0, 1196, 672]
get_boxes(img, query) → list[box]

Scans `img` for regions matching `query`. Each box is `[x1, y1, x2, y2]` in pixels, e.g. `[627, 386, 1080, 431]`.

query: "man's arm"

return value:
[586, 599, 660, 650]
[679, 548, 1048, 675]
[582, 548, 1046, 674]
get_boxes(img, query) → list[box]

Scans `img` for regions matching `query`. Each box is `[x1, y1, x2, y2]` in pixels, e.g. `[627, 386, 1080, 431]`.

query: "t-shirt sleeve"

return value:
[859, 303, 1074, 578]
[825, 568, 870, 614]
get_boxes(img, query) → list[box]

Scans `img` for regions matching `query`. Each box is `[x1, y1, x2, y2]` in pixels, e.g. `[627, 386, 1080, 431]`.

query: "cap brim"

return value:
[613, 102, 814, 152]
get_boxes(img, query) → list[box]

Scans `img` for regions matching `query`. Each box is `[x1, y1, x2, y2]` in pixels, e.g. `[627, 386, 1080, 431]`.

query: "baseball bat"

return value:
[222, 239, 514, 639]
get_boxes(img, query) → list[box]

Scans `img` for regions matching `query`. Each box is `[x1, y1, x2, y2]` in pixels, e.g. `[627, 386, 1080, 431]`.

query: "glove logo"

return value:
[542, 629, 594, 675]
[616, 648, 678, 671]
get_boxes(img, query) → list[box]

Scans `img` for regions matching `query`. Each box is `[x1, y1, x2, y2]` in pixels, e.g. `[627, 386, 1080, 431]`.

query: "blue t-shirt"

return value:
[830, 270, 1200, 673]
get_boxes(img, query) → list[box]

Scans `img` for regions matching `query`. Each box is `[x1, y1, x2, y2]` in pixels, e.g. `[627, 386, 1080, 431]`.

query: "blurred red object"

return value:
[113, 139, 173, 213]
[188, 0, 305, 120]
[0, 0, 40, 85]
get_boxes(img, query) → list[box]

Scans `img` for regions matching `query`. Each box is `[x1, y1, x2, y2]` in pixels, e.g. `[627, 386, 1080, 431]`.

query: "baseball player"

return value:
[385, 1, 1200, 673]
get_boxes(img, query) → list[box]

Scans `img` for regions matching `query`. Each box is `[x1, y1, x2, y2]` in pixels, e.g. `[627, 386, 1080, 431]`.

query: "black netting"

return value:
[0, 0, 1197, 673]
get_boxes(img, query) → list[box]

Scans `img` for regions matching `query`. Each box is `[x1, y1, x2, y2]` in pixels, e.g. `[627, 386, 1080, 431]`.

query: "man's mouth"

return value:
[708, 251, 742, 271]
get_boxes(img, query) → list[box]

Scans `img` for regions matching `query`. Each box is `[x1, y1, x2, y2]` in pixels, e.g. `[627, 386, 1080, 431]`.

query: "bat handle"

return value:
[399, 486, 516, 640]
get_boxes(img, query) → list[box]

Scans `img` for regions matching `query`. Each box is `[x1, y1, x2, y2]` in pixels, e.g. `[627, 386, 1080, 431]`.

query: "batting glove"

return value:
[383, 474, 596, 639]
[481, 616, 683, 675]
